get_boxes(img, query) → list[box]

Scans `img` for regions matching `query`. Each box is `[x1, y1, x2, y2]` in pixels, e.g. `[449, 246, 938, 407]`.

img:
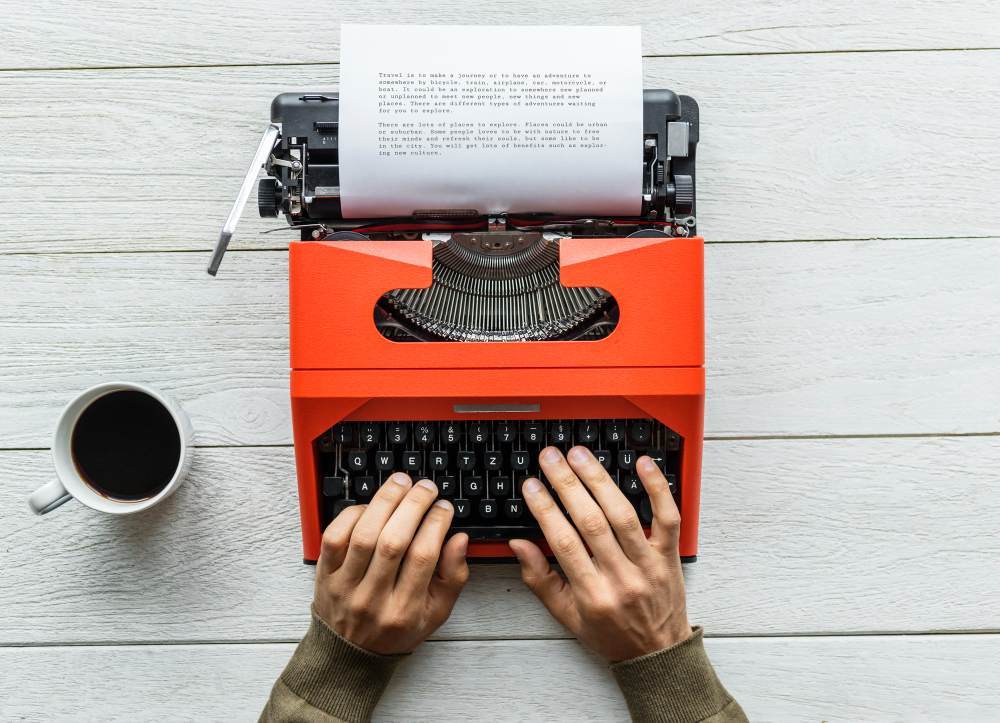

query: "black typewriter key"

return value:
[618, 450, 637, 471]
[510, 450, 529, 470]
[347, 450, 367, 471]
[333, 499, 357, 517]
[430, 451, 448, 471]
[577, 422, 599, 443]
[630, 422, 651, 444]
[333, 422, 353, 443]
[388, 424, 408, 444]
[457, 451, 476, 471]
[403, 451, 421, 470]
[438, 475, 456, 497]
[355, 476, 376, 496]
[442, 423, 460, 443]
[640, 498, 654, 523]
[470, 423, 488, 443]
[623, 475, 642, 495]
[454, 499, 471, 519]
[374, 451, 394, 471]
[479, 499, 498, 519]
[497, 423, 517, 442]
[415, 423, 434, 444]
[605, 422, 626, 443]
[524, 423, 544, 443]
[594, 450, 612, 470]
[323, 476, 344, 496]
[504, 499, 524, 519]
[360, 423, 380, 444]
[465, 477, 483, 497]
[550, 422, 571, 443]
[484, 451, 503, 470]
[490, 476, 511, 497]
[648, 450, 666, 471]
[665, 474, 677, 495]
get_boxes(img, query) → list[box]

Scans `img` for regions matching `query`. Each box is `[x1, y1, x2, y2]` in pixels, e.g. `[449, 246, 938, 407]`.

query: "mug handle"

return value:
[28, 479, 74, 515]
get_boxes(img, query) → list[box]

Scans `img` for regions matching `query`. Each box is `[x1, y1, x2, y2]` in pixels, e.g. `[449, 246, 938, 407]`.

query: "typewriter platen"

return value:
[211, 89, 704, 563]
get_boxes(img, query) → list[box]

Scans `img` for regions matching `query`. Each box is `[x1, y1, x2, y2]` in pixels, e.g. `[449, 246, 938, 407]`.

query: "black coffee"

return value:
[71, 390, 182, 502]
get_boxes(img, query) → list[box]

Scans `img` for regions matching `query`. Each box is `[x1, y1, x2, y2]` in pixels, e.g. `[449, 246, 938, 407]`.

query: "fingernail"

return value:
[417, 478, 437, 492]
[640, 457, 656, 473]
[542, 448, 561, 464]
[568, 447, 588, 464]
[391, 473, 411, 486]
[435, 499, 453, 511]
[458, 537, 468, 557]
[510, 542, 524, 560]
[523, 478, 543, 494]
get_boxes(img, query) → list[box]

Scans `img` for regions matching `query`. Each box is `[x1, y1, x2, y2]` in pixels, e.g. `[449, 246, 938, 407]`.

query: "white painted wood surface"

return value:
[4, 436, 999, 645]
[2, 239, 997, 448]
[4, 50, 1000, 253]
[3, 634, 999, 722]
[3, 2, 1000, 719]
[3, 0, 1000, 70]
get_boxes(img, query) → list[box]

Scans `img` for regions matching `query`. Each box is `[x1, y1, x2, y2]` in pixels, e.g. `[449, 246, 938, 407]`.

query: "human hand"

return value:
[314, 473, 470, 655]
[509, 447, 692, 662]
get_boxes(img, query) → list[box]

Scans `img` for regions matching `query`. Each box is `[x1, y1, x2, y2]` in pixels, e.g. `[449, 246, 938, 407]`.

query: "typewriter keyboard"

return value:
[318, 419, 681, 540]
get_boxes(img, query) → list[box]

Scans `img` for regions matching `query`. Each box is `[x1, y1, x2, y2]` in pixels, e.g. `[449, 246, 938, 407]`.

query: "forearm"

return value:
[259, 606, 408, 723]
[610, 627, 748, 723]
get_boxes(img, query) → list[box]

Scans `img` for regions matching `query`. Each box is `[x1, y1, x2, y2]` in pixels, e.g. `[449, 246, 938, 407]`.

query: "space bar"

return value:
[448, 525, 543, 540]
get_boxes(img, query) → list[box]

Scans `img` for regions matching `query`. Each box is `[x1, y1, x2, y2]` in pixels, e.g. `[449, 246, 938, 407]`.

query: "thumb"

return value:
[509, 539, 579, 633]
[427, 533, 470, 621]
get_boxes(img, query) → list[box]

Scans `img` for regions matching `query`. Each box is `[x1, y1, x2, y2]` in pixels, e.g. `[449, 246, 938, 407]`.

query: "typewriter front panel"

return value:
[290, 368, 703, 562]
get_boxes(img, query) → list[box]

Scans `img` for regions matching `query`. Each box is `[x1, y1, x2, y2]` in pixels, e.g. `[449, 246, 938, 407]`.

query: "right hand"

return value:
[510, 447, 693, 663]
[314, 473, 470, 655]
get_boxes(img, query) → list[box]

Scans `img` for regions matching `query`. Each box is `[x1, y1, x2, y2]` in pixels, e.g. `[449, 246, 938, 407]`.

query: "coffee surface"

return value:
[71, 390, 181, 501]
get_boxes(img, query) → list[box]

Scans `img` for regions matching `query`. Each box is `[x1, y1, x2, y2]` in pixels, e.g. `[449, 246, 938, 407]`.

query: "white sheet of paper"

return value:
[338, 25, 643, 219]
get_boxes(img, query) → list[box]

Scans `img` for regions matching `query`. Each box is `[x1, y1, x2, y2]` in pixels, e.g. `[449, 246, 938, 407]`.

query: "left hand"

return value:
[314, 473, 470, 655]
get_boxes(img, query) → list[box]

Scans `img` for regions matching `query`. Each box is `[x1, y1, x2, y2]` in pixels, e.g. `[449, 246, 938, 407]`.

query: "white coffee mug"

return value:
[28, 382, 194, 515]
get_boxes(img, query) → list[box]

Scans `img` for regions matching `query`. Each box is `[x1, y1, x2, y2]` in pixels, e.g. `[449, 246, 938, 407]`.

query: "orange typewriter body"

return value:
[289, 234, 705, 562]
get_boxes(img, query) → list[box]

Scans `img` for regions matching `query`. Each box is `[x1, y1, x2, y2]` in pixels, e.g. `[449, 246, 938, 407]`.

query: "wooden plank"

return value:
[3, 436, 999, 645]
[2, 634, 999, 721]
[2, 51, 1000, 253]
[2, 240, 997, 449]
[3, 1, 999, 70]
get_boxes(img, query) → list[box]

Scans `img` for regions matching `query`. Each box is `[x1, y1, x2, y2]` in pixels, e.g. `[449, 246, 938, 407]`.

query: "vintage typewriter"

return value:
[209, 89, 703, 563]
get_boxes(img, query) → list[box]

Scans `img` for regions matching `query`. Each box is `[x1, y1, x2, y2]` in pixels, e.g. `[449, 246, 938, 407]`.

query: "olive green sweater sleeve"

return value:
[610, 626, 748, 723]
[258, 606, 408, 723]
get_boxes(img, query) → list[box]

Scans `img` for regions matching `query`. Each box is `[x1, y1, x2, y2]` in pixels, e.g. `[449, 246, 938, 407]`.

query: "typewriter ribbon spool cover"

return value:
[211, 25, 704, 561]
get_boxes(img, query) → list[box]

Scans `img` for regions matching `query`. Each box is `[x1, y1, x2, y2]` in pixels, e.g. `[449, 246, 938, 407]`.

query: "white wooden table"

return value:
[2, 3, 999, 720]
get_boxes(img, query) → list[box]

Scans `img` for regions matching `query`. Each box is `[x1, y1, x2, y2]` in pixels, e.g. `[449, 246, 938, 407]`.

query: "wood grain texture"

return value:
[2, 240, 997, 449]
[3, 51, 1000, 252]
[2, 0, 1000, 70]
[3, 634, 999, 722]
[3, 436, 999, 646]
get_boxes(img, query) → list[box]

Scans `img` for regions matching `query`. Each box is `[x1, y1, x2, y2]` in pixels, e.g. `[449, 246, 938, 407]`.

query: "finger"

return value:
[341, 473, 413, 583]
[396, 499, 454, 597]
[520, 477, 596, 583]
[363, 478, 440, 587]
[565, 446, 649, 564]
[318, 503, 367, 575]
[427, 533, 470, 625]
[538, 446, 625, 565]
[637, 456, 682, 557]
[509, 539, 580, 633]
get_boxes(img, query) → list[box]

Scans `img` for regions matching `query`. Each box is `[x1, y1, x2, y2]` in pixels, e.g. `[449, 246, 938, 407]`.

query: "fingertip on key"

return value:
[390, 473, 412, 486]
[541, 447, 561, 464]
[416, 478, 437, 492]
[522, 478, 543, 495]
[567, 446, 589, 464]
[639, 457, 657, 473]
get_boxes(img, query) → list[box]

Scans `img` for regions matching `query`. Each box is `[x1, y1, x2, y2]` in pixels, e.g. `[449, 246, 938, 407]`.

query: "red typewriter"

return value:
[210, 89, 703, 563]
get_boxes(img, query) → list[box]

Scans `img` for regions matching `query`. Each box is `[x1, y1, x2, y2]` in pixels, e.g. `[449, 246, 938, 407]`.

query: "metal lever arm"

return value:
[207, 124, 281, 276]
